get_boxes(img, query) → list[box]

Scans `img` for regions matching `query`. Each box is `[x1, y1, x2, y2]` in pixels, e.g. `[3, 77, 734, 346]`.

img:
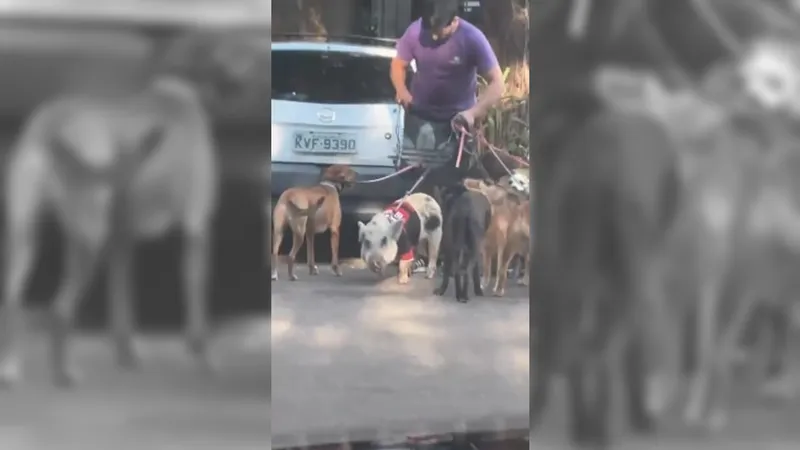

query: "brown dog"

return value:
[463, 178, 529, 295]
[492, 200, 531, 296]
[271, 165, 357, 281]
[0, 30, 262, 388]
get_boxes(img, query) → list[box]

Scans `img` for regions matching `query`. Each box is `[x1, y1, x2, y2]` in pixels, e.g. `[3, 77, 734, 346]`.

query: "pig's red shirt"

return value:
[383, 202, 421, 262]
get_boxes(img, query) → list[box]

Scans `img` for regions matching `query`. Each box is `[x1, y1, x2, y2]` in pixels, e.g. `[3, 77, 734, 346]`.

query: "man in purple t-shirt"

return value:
[390, 0, 503, 129]
[390, 0, 504, 274]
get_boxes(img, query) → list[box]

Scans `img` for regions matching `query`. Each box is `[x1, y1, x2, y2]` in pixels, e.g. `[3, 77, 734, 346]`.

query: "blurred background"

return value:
[531, 0, 800, 449]
[0, 0, 270, 329]
[0, 2, 270, 449]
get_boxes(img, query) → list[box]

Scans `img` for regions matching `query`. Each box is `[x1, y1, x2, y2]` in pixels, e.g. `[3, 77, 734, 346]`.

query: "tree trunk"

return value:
[480, 0, 529, 96]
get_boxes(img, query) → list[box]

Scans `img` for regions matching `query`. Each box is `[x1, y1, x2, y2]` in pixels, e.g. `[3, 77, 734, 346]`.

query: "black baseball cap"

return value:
[420, 0, 459, 35]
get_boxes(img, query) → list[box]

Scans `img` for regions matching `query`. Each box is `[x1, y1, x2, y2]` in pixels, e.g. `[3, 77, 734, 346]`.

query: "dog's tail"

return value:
[286, 197, 325, 217]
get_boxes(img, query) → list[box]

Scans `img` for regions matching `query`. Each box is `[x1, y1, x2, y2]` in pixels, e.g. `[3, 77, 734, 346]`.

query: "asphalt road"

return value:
[271, 263, 530, 447]
[271, 262, 800, 450]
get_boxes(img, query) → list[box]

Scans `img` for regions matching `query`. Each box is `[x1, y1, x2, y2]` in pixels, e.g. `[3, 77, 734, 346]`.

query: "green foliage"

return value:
[477, 67, 529, 160]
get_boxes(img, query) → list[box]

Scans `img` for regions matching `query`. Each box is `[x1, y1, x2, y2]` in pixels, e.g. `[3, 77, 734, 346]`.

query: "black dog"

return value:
[433, 185, 492, 303]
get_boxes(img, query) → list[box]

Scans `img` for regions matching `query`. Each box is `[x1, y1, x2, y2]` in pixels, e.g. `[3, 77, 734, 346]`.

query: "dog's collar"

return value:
[319, 180, 343, 192]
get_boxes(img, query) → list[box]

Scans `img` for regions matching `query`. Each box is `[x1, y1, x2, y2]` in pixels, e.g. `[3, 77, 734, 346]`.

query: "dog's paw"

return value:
[425, 267, 436, 279]
[271, 271, 278, 281]
[289, 273, 299, 281]
[474, 286, 484, 296]
[309, 265, 319, 275]
[456, 297, 469, 303]
[398, 275, 410, 284]
[332, 265, 342, 277]
[493, 289, 505, 297]
[433, 287, 446, 296]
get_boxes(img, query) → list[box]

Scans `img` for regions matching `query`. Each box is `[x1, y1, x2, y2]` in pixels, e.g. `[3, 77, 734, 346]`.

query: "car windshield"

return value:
[271, 50, 396, 104]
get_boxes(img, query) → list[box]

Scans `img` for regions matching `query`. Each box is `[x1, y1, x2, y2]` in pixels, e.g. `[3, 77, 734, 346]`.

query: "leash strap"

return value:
[391, 167, 431, 213]
[355, 163, 420, 184]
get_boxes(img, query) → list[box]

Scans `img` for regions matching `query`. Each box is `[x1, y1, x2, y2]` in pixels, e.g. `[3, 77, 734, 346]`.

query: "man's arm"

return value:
[470, 29, 504, 118]
[390, 58, 411, 95]
[391, 24, 416, 102]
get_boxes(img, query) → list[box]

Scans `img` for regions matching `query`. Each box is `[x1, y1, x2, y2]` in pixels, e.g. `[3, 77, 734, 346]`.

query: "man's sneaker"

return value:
[412, 258, 428, 274]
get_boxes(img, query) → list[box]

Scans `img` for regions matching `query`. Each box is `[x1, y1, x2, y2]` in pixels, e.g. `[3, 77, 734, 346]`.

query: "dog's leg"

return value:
[494, 250, 515, 297]
[683, 273, 723, 427]
[481, 243, 492, 288]
[271, 226, 285, 281]
[433, 254, 452, 296]
[761, 303, 798, 399]
[108, 231, 139, 369]
[426, 229, 442, 279]
[624, 326, 656, 434]
[305, 226, 318, 275]
[50, 237, 101, 387]
[455, 270, 465, 302]
[398, 259, 411, 284]
[287, 224, 305, 281]
[330, 225, 342, 276]
[0, 226, 38, 387]
[471, 260, 483, 296]
[0, 157, 46, 387]
[518, 253, 530, 286]
[493, 244, 505, 294]
[183, 226, 212, 369]
[707, 294, 763, 431]
[567, 363, 592, 446]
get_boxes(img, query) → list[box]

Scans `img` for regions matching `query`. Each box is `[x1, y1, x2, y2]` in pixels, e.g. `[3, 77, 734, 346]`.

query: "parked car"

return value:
[270, 35, 416, 222]
[0, 3, 269, 327]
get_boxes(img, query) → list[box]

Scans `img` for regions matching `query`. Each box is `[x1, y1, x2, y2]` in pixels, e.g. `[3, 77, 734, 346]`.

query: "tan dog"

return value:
[0, 31, 260, 388]
[492, 200, 531, 296]
[271, 165, 357, 281]
[463, 178, 529, 295]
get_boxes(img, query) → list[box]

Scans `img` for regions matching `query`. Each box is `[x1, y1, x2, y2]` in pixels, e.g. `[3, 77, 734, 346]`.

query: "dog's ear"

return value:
[389, 219, 404, 240]
[319, 165, 333, 180]
[343, 168, 358, 185]
[330, 166, 355, 185]
[357, 221, 367, 241]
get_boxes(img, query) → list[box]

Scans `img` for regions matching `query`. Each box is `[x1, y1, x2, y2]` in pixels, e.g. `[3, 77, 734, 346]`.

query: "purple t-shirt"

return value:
[396, 18, 499, 121]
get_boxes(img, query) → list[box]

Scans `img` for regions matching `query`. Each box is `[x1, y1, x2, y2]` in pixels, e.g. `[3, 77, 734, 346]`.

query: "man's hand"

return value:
[453, 108, 477, 132]
[396, 89, 413, 107]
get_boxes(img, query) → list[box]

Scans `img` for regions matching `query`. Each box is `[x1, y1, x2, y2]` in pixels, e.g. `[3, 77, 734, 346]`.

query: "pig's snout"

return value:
[367, 258, 385, 273]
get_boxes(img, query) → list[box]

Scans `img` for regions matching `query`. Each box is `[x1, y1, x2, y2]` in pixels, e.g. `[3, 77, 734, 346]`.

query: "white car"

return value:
[270, 36, 416, 221]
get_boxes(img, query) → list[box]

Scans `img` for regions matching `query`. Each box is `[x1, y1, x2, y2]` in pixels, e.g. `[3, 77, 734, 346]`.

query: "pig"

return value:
[358, 192, 443, 284]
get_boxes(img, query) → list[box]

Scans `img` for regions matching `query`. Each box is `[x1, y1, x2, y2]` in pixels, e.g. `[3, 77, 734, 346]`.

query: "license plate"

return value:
[293, 131, 357, 154]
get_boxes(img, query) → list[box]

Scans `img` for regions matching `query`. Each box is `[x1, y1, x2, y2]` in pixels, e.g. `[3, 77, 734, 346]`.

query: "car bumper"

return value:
[270, 162, 415, 221]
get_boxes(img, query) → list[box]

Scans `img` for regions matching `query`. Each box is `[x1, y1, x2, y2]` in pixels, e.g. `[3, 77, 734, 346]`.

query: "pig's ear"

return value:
[357, 221, 366, 241]
[389, 219, 404, 240]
